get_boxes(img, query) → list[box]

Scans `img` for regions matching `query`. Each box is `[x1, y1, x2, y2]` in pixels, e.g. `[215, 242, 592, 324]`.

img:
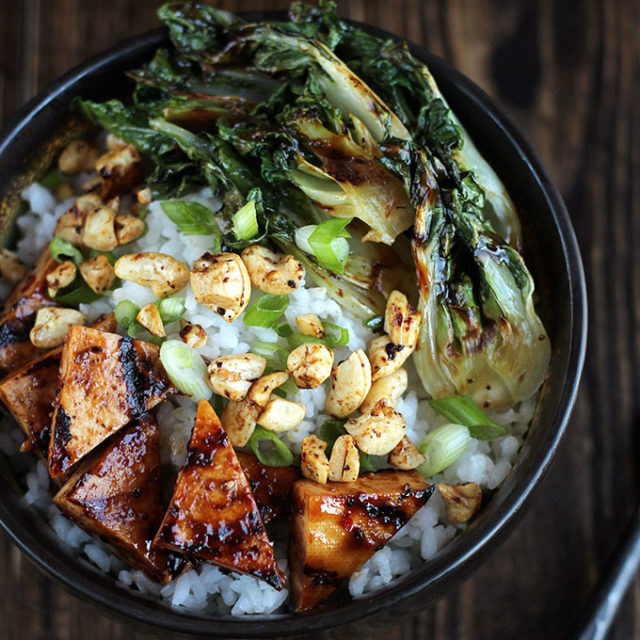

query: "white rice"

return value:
[0, 180, 538, 614]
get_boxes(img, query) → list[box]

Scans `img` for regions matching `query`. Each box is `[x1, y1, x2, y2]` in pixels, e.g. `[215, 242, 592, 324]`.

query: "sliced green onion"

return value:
[54, 279, 102, 305]
[115, 300, 140, 329]
[232, 200, 258, 241]
[308, 218, 351, 274]
[155, 296, 185, 324]
[279, 376, 299, 396]
[212, 394, 225, 417]
[160, 200, 221, 238]
[294, 225, 315, 254]
[88, 249, 117, 266]
[250, 341, 289, 369]
[359, 452, 377, 472]
[243, 294, 289, 328]
[320, 418, 377, 472]
[319, 419, 347, 456]
[159, 339, 212, 401]
[363, 315, 384, 333]
[418, 423, 471, 478]
[127, 322, 164, 346]
[248, 425, 294, 467]
[429, 395, 508, 440]
[276, 324, 294, 339]
[49, 236, 83, 266]
[323, 322, 349, 346]
[41, 166, 63, 190]
[287, 321, 349, 349]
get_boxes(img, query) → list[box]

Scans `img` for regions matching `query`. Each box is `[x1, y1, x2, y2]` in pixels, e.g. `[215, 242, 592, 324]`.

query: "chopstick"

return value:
[572, 506, 640, 640]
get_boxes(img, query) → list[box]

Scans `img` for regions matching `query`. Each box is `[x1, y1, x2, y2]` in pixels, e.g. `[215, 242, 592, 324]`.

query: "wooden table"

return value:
[0, 1, 637, 638]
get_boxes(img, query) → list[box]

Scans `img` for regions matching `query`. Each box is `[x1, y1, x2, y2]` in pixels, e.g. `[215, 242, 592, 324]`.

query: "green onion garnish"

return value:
[418, 423, 471, 478]
[213, 394, 225, 417]
[49, 236, 83, 266]
[41, 166, 63, 190]
[127, 322, 164, 346]
[295, 219, 351, 274]
[155, 296, 185, 324]
[308, 218, 352, 274]
[54, 279, 102, 305]
[363, 315, 384, 333]
[115, 300, 140, 329]
[250, 340, 289, 368]
[159, 339, 212, 401]
[359, 452, 377, 472]
[429, 395, 508, 440]
[320, 419, 347, 455]
[160, 200, 222, 239]
[323, 322, 349, 346]
[319, 418, 376, 472]
[276, 324, 294, 339]
[279, 376, 299, 396]
[232, 200, 259, 241]
[248, 425, 294, 467]
[243, 294, 289, 328]
[287, 321, 349, 349]
[88, 249, 117, 266]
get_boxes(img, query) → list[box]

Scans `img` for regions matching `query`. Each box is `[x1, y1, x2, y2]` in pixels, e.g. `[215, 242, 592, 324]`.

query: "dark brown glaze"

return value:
[154, 400, 286, 590]
[289, 471, 433, 612]
[53, 413, 170, 582]
[236, 451, 299, 525]
[0, 314, 116, 459]
[0, 351, 59, 458]
[48, 325, 176, 478]
[0, 249, 59, 378]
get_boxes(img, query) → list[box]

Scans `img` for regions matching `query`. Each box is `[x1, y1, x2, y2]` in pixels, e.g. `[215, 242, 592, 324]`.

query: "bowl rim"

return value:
[0, 16, 587, 638]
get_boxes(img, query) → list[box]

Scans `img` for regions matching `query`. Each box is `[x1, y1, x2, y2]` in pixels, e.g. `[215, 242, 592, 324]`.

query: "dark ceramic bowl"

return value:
[0, 13, 587, 639]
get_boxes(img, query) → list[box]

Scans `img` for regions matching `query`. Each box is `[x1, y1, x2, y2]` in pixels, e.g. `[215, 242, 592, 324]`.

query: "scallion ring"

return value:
[248, 425, 294, 467]
[417, 423, 471, 478]
[159, 339, 212, 401]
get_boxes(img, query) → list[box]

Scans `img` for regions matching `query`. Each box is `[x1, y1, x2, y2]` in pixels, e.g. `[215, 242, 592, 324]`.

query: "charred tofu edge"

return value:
[0, 313, 116, 457]
[48, 325, 175, 478]
[154, 399, 286, 590]
[53, 414, 170, 582]
[289, 471, 433, 611]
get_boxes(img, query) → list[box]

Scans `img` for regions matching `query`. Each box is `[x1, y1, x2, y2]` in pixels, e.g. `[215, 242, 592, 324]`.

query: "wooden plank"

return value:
[0, 0, 638, 638]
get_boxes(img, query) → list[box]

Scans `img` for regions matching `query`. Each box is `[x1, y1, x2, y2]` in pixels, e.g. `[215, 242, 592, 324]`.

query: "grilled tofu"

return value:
[236, 451, 298, 525]
[0, 249, 58, 378]
[0, 314, 116, 458]
[48, 325, 176, 477]
[289, 471, 433, 611]
[154, 400, 286, 590]
[54, 413, 169, 581]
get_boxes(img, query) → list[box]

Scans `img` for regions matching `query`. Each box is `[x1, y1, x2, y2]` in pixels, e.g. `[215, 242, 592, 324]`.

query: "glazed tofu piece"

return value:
[154, 400, 286, 590]
[289, 471, 433, 611]
[0, 314, 116, 458]
[48, 325, 176, 477]
[54, 413, 169, 581]
[236, 451, 299, 525]
[0, 249, 58, 377]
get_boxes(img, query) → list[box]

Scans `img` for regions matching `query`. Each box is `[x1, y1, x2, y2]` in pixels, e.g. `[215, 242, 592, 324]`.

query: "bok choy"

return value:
[76, 0, 550, 408]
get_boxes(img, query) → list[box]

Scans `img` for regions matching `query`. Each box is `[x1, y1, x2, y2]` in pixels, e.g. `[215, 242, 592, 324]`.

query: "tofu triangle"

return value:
[48, 325, 176, 477]
[0, 314, 116, 459]
[154, 399, 286, 590]
[54, 413, 169, 582]
[0, 249, 58, 378]
[289, 471, 434, 611]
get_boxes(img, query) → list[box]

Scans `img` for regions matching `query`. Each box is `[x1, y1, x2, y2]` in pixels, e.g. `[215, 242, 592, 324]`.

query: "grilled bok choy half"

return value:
[78, 0, 550, 408]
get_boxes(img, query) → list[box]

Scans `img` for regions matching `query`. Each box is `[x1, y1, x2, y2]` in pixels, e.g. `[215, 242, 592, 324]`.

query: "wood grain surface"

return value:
[0, 1, 638, 638]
